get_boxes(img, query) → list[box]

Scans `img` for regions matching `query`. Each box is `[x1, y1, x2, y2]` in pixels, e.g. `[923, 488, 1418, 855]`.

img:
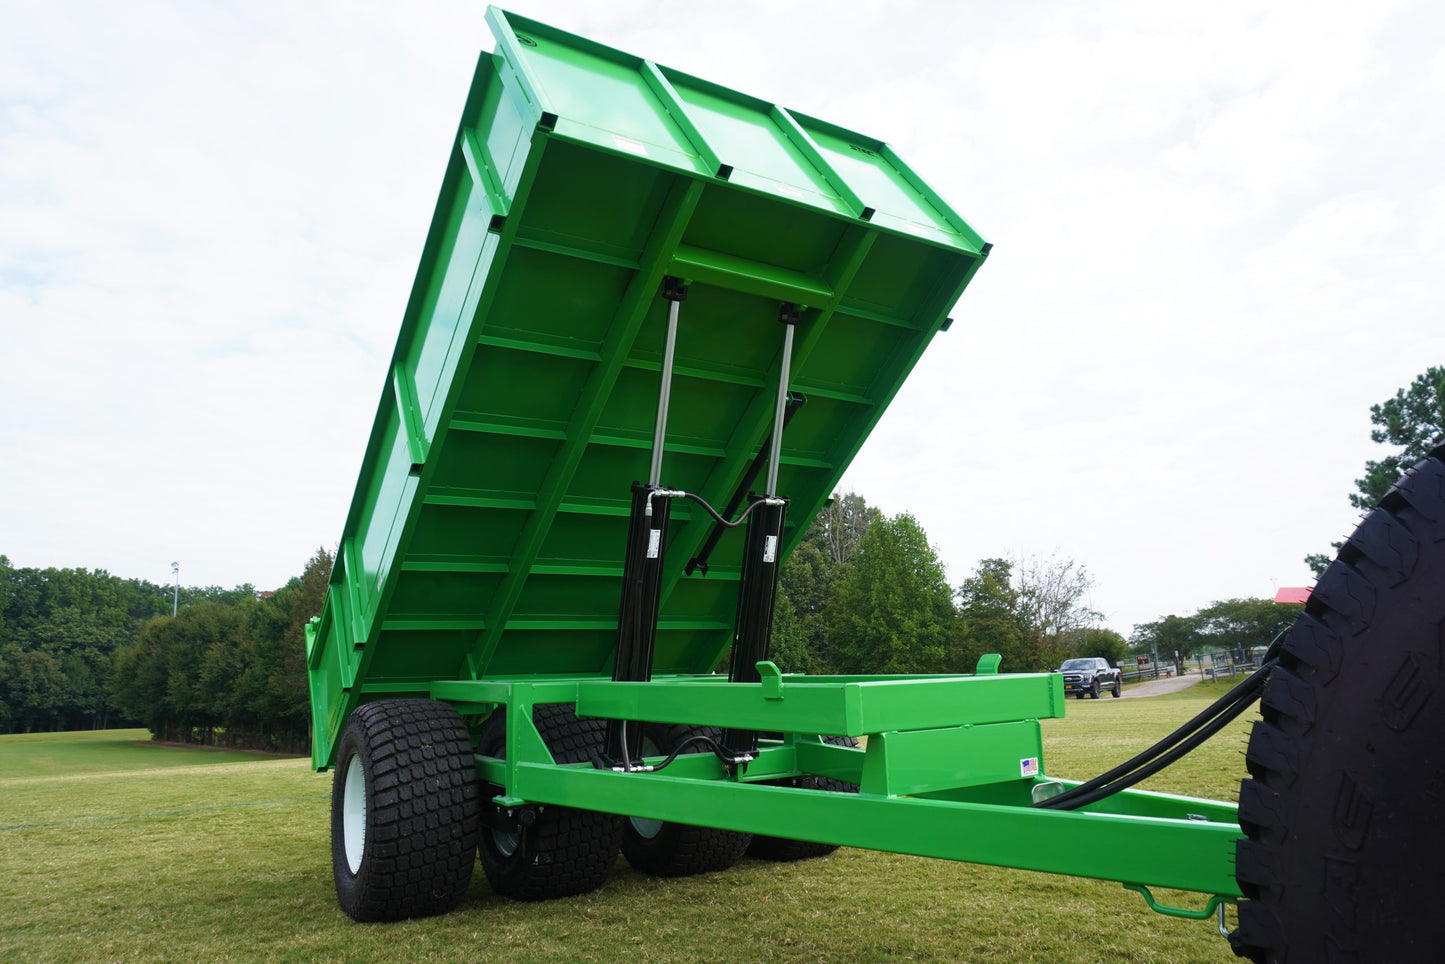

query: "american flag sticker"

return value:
[1020, 757, 1039, 778]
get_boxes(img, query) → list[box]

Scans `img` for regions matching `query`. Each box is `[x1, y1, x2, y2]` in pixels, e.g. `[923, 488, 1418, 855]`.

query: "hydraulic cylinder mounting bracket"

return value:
[663, 275, 689, 302]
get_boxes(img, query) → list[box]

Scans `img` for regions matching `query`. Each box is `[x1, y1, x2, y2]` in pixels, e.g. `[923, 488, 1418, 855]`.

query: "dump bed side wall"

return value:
[308, 8, 987, 768]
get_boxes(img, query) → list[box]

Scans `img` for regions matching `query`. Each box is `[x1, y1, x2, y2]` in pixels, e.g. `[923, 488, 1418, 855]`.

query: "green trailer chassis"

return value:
[348, 662, 1245, 906]
[513, 669, 1234, 899]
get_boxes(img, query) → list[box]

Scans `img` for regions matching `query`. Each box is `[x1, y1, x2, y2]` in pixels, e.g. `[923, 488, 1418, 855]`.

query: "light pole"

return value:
[171, 561, 179, 616]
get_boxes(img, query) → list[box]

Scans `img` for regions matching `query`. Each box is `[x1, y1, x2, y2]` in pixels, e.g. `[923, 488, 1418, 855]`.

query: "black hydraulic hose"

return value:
[1038, 680, 1266, 811]
[599, 720, 753, 774]
[1035, 631, 1287, 811]
[1036, 660, 1272, 810]
[656, 489, 780, 530]
[645, 733, 753, 771]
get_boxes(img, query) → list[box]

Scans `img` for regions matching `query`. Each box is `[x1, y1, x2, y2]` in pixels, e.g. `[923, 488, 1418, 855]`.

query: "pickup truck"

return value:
[1057, 657, 1122, 699]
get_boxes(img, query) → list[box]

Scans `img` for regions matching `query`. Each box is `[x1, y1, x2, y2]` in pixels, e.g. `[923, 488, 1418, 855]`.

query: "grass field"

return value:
[0, 684, 1252, 963]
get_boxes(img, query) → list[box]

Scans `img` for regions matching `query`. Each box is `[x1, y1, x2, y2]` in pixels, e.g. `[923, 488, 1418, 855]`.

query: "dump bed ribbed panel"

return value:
[306, 7, 988, 765]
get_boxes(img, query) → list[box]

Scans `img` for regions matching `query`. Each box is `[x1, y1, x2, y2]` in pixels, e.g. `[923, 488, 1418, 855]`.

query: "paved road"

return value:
[1122, 674, 1202, 698]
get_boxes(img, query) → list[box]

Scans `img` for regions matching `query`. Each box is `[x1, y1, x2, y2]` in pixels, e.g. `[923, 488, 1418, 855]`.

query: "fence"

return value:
[1121, 650, 1263, 683]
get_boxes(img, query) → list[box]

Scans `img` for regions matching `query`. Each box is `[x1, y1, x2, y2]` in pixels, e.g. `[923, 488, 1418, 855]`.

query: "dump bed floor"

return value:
[307, 7, 988, 764]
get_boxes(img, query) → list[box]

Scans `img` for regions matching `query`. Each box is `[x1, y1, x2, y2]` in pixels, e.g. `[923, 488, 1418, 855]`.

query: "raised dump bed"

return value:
[305, 7, 987, 765]
[306, 10, 1445, 962]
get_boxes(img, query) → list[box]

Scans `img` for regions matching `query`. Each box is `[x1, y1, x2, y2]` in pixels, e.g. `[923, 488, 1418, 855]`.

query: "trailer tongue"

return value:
[306, 9, 1445, 962]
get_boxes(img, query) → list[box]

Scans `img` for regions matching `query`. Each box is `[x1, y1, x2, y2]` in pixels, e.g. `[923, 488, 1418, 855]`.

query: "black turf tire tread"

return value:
[620, 724, 751, 877]
[330, 699, 481, 922]
[747, 735, 859, 862]
[478, 703, 623, 902]
[1231, 444, 1445, 963]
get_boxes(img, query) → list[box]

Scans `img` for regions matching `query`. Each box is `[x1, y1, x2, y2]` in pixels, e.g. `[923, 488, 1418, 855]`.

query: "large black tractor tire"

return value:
[478, 703, 623, 901]
[1232, 445, 1445, 964]
[330, 699, 481, 922]
[747, 735, 860, 862]
[620, 724, 752, 877]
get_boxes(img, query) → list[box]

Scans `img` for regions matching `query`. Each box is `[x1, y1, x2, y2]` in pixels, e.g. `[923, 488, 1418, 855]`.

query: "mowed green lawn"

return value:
[0, 729, 287, 782]
[0, 684, 1252, 963]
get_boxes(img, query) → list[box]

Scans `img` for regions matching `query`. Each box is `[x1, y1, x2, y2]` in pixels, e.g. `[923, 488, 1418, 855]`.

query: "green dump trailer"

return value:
[306, 10, 1445, 962]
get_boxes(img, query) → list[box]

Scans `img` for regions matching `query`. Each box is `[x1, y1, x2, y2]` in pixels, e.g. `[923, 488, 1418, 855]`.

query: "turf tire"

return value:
[330, 699, 481, 922]
[620, 724, 752, 876]
[747, 735, 860, 862]
[1232, 444, 1445, 963]
[478, 703, 623, 901]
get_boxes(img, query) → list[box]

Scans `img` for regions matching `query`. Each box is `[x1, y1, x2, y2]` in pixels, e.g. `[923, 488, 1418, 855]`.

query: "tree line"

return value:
[5, 512, 1287, 750]
[1130, 597, 1301, 667]
[1307, 365, 1444, 574]
[0, 549, 329, 752]
[769, 494, 1116, 676]
[767, 495, 1296, 678]
[0, 558, 250, 732]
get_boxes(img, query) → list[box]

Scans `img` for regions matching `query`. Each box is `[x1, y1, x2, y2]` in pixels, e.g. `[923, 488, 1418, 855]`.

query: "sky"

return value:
[2, 0, 1442, 634]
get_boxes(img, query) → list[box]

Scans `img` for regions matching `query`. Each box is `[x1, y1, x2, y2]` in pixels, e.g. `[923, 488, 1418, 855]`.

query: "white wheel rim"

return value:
[487, 731, 520, 857]
[342, 754, 366, 874]
[492, 827, 521, 857]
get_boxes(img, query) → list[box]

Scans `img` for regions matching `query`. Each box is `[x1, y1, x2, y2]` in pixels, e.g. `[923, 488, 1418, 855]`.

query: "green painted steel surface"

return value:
[858, 722, 1044, 796]
[307, 7, 988, 768]
[571, 671, 1065, 735]
[416, 674, 1240, 899]
[469, 686, 1242, 899]
[518, 764, 1243, 897]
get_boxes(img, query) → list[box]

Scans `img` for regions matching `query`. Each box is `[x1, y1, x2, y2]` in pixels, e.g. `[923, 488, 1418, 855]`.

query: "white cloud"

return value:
[1, 0, 1442, 631]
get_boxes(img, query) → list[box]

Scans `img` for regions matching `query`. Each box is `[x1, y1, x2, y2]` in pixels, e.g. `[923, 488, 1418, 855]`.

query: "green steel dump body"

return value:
[306, 8, 989, 768]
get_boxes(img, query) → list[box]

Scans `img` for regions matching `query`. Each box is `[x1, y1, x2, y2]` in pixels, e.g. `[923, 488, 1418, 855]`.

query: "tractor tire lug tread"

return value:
[747, 735, 860, 862]
[478, 703, 622, 901]
[620, 724, 751, 877]
[1232, 445, 1445, 963]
